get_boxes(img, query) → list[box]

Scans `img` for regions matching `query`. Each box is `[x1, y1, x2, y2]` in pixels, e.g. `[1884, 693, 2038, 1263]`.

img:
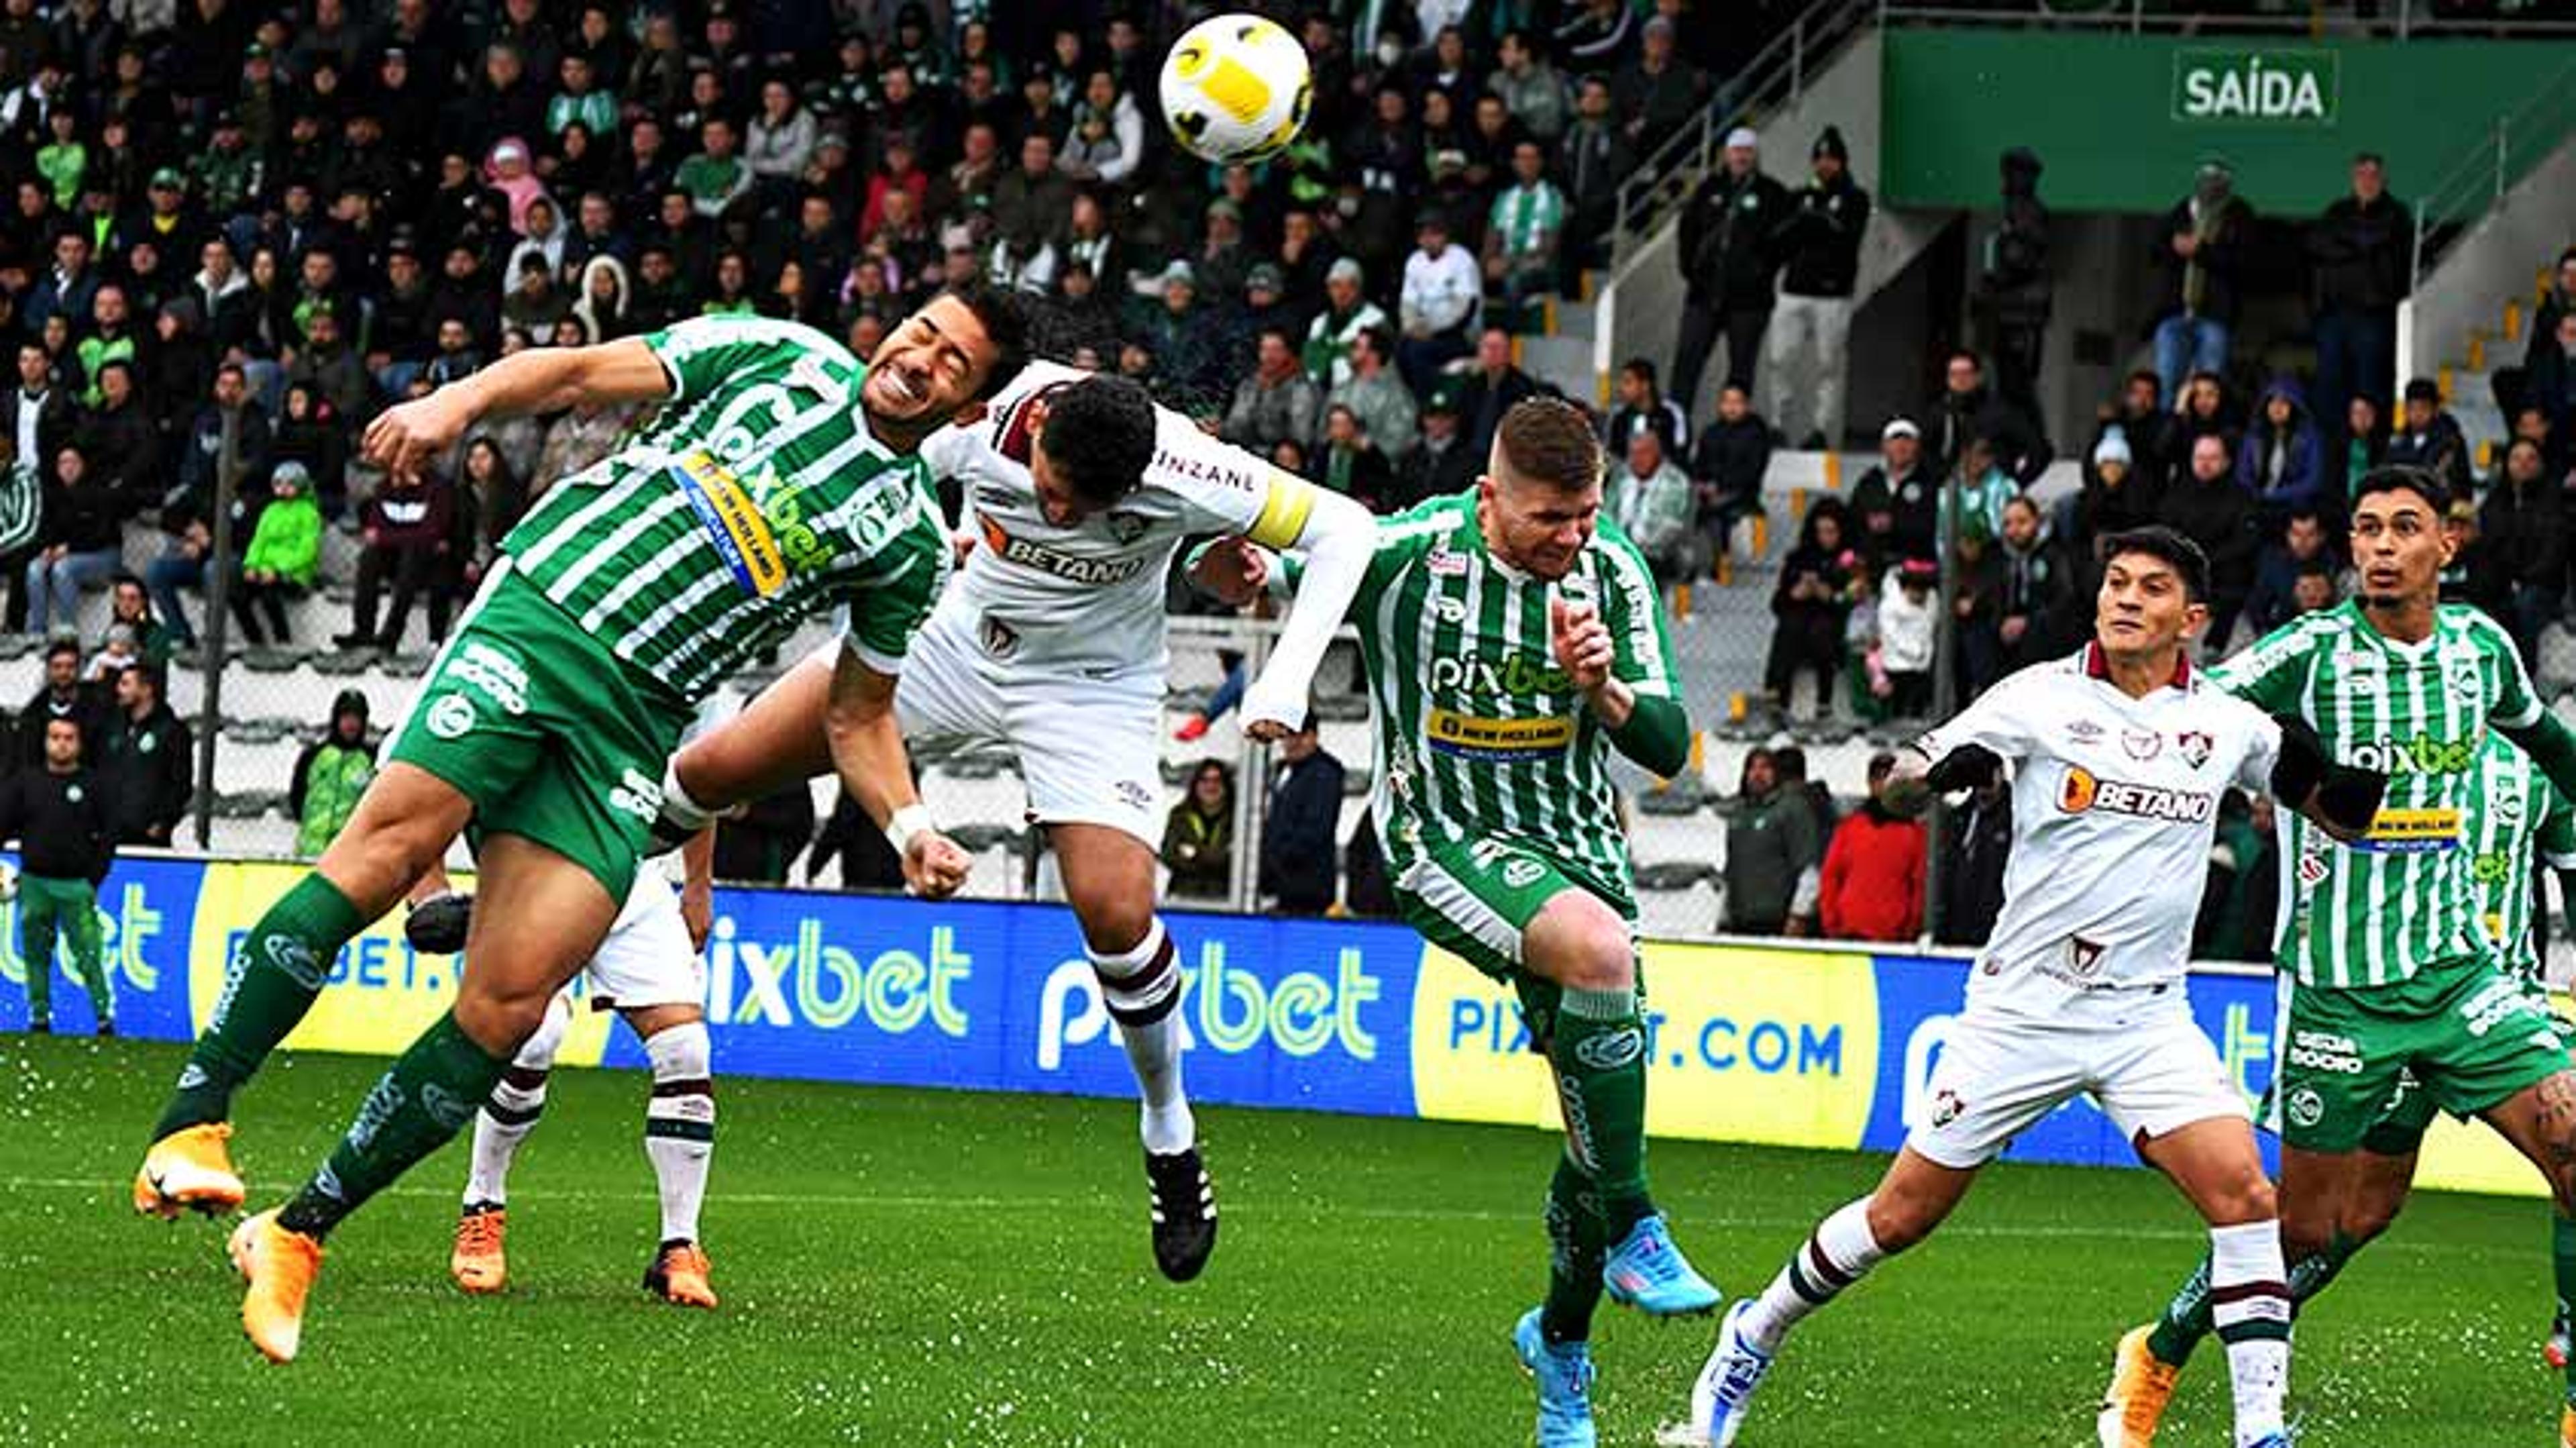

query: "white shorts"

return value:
[890, 611, 1165, 846]
[582, 868, 706, 1013]
[1907, 1004, 2247, 1170]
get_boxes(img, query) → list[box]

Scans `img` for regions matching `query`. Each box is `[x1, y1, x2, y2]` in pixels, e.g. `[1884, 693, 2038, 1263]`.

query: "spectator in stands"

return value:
[25, 443, 120, 637]
[78, 359, 158, 518]
[99, 661, 187, 846]
[1937, 769, 2012, 946]
[1483, 140, 1565, 312]
[2074, 429, 2159, 563]
[19, 639, 100, 768]
[86, 624, 138, 688]
[1490, 30, 1570, 142]
[1132, 260, 1226, 405]
[102, 575, 174, 665]
[2092, 370, 2177, 497]
[272, 381, 349, 512]
[1397, 212, 1479, 393]
[1972, 146, 2051, 422]
[1605, 357, 1688, 457]
[336, 463, 455, 652]
[1849, 417, 1933, 569]
[2524, 309, 2576, 439]
[1304, 259, 1387, 388]
[1769, 125, 1869, 451]
[2308, 152, 2410, 445]
[1556, 75, 1633, 286]
[1328, 327, 1418, 466]
[2345, 384, 2394, 504]
[1877, 556, 1939, 717]
[1929, 348, 2048, 485]
[286, 688, 372, 860]
[1453, 325, 1537, 463]
[0, 714, 115, 1033]
[2239, 376, 2324, 535]
[2526, 248, 2576, 384]
[1949, 517, 2006, 699]
[1318, 405, 1397, 513]
[1260, 714, 1344, 916]
[2292, 559, 2339, 617]
[1160, 760, 1236, 904]
[1400, 381, 1478, 507]
[1947, 433, 2017, 551]
[2174, 368, 2241, 458]
[1721, 745, 1819, 937]
[2477, 436, 2565, 668]
[1765, 499, 1856, 717]
[1223, 329, 1322, 456]
[1818, 752, 1925, 943]
[1672, 126, 1788, 415]
[2387, 376, 2473, 501]
[1690, 380, 1770, 564]
[230, 460, 318, 648]
[1611, 429, 1696, 581]
[2160, 433, 2259, 655]
[2245, 507, 2338, 638]
[1996, 494, 2076, 672]
[2151, 158, 2253, 404]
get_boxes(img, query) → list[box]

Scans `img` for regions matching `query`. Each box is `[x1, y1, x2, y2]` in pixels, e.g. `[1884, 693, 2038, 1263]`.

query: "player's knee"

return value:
[455, 984, 560, 1057]
[1076, 896, 1157, 958]
[1531, 899, 1633, 994]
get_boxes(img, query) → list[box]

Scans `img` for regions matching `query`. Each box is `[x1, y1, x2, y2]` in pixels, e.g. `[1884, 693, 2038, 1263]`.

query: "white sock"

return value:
[464, 995, 570, 1207]
[1089, 919, 1194, 1155]
[2209, 1219, 2291, 1447]
[643, 1021, 716, 1245]
[1743, 1197, 1888, 1352]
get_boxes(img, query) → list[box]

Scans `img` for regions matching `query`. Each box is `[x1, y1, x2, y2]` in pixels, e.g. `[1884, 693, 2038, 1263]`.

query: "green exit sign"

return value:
[2172, 48, 2341, 124]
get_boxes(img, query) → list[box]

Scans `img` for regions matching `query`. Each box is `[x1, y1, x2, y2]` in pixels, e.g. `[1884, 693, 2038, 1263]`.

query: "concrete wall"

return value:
[2404, 134, 2576, 388]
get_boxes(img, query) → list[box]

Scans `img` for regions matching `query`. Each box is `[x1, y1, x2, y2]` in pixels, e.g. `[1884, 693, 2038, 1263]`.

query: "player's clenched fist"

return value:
[1549, 597, 1613, 691]
[362, 391, 473, 483]
[903, 831, 973, 899]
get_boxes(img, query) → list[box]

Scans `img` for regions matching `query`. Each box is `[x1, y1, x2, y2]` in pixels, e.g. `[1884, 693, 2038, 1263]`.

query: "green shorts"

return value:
[1390, 832, 1638, 1051]
[381, 562, 690, 901]
[2277, 955, 2571, 1153]
[2360, 976, 2576, 1155]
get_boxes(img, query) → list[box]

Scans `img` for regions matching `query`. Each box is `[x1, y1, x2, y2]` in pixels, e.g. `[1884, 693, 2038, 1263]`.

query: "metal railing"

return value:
[1609, 0, 1880, 258]
[2409, 50, 2576, 290]
[1880, 1, 2576, 37]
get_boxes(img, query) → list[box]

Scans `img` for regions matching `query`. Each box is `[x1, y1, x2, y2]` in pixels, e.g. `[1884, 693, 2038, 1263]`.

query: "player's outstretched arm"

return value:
[824, 641, 971, 900]
[1880, 742, 2001, 819]
[362, 337, 674, 481]
[1240, 488, 1377, 741]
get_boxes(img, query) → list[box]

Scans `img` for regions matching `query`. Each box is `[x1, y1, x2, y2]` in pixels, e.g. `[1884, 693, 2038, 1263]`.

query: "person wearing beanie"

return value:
[233, 458, 321, 647]
[1768, 122, 1872, 450]
[290, 689, 374, 860]
[1672, 125, 1790, 419]
[2152, 156, 2255, 403]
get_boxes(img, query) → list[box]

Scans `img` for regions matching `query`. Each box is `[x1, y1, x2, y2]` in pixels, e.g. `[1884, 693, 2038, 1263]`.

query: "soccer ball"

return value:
[1159, 13, 1313, 165]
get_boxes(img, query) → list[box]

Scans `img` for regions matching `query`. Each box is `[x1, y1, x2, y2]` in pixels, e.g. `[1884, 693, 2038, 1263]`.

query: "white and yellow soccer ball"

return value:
[1159, 13, 1313, 165]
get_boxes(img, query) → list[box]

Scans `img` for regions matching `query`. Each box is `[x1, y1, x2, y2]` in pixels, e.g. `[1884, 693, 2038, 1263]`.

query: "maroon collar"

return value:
[2083, 640, 2191, 688]
[994, 379, 1078, 466]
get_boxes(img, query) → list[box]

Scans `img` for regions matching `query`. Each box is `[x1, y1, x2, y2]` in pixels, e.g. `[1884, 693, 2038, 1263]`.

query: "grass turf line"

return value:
[0, 1036, 2557, 1446]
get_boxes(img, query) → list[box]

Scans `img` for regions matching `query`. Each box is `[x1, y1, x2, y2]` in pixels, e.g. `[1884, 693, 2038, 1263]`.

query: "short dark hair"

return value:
[2355, 150, 2385, 167]
[942, 280, 1030, 401]
[121, 661, 164, 696]
[2296, 558, 2337, 581]
[1621, 356, 1656, 383]
[1038, 375, 1157, 507]
[2353, 464, 2451, 515]
[1494, 396, 1603, 490]
[43, 639, 79, 664]
[2098, 524, 2211, 603]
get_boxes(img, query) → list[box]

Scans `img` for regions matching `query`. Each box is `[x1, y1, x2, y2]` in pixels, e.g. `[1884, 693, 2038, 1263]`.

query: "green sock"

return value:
[152, 874, 364, 1140]
[2149, 1231, 2363, 1368]
[278, 1011, 506, 1240]
[1548, 985, 1653, 1236]
[1540, 1156, 1606, 1345]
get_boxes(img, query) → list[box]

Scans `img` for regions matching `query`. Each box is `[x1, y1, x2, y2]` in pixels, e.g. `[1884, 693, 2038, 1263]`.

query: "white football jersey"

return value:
[916, 360, 1321, 674]
[1917, 644, 2282, 1018]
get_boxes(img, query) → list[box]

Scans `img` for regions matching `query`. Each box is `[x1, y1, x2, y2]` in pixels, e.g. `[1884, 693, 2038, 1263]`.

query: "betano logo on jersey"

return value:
[2056, 766, 2215, 822]
[979, 517, 1152, 586]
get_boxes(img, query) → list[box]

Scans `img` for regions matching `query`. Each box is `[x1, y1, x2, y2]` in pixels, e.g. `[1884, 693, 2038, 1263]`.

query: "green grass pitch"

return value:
[0, 1035, 2557, 1445]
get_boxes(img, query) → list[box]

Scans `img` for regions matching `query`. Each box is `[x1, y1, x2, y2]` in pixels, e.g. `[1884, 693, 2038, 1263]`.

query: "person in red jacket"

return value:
[1817, 752, 1927, 942]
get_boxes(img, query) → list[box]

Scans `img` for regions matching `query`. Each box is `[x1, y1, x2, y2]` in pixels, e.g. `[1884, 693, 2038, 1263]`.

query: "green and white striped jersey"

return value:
[2465, 732, 2576, 980]
[2211, 601, 2545, 989]
[1342, 491, 1679, 900]
[503, 317, 951, 705]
